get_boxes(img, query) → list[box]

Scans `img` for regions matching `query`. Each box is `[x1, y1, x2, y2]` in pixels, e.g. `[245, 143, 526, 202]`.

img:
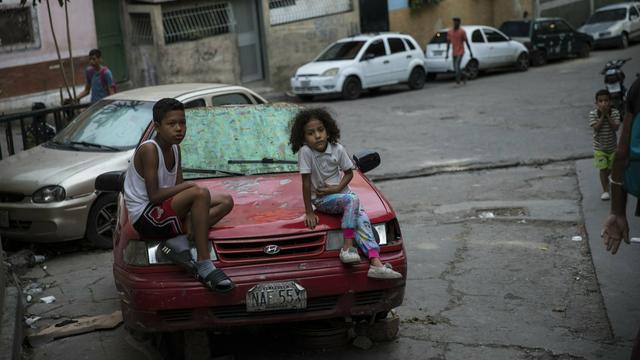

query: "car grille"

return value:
[354, 290, 385, 306]
[294, 86, 321, 91]
[157, 308, 193, 322]
[297, 74, 318, 77]
[0, 192, 25, 203]
[211, 295, 339, 320]
[214, 233, 325, 262]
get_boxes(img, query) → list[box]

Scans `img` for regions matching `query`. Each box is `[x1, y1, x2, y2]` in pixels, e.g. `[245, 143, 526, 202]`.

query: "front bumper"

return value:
[593, 36, 621, 48]
[114, 251, 407, 333]
[0, 193, 95, 242]
[290, 76, 341, 95]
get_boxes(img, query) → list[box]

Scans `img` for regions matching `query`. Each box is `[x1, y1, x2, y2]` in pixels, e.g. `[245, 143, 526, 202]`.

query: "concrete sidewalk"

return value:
[0, 241, 24, 360]
[576, 159, 640, 347]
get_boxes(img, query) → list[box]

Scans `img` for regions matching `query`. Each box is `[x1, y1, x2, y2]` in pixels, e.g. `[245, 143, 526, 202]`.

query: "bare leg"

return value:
[600, 169, 610, 193]
[208, 193, 234, 227]
[170, 186, 213, 261]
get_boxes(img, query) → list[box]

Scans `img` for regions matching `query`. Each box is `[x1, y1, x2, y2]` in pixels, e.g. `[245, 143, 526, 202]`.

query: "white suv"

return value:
[290, 33, 426, 100]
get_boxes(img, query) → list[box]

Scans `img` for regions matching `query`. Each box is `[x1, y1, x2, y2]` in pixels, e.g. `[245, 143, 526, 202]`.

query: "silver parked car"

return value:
[0, 84, 266, 248]
[579, 2, 640, 49]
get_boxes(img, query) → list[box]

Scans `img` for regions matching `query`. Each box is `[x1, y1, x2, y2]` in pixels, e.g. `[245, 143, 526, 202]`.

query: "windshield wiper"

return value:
[182, 168, 245, 176]
[67, 141, 119, 151]
[228, 158, 297, 165]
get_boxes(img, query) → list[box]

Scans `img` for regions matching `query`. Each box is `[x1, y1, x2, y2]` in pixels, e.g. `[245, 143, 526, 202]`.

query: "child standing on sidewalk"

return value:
[590, 89, 621, 200]
[289, 108, 402, 280]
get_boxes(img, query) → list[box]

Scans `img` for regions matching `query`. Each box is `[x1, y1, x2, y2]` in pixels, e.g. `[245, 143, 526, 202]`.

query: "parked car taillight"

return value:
[325, 219, 401, 251]
[123, 239, 217, 266]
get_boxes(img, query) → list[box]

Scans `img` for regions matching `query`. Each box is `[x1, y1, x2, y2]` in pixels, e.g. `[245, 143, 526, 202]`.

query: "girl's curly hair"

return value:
[289, 108, 341, 153]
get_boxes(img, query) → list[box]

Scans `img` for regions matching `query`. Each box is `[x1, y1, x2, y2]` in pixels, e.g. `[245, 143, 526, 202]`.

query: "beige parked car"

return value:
[0, 84, 267, 248]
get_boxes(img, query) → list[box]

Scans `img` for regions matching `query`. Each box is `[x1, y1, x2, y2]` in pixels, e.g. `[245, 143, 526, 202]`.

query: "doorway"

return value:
[359, 0, 389, 33]
[233, 0, 264, 82]
[93, 0, 128, 82]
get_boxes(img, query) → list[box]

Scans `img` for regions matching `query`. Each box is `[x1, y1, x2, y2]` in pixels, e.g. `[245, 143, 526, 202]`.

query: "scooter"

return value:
[601, 58, 631, 116]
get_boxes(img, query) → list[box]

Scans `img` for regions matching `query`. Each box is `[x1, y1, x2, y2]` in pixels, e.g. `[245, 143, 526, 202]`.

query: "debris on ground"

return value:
[39, 296, 56, 304]
[6, 249, 35, 270]
[631, 237, 640, 244]
[352, 335, 373, 350]
[28, 310, 123, 345]
[23, 282, 43, 296]
[571, 236, 582, 242]
[32, 254, 46, 264]
[478, 211, 495, 219]
[25, 316, 41, 327]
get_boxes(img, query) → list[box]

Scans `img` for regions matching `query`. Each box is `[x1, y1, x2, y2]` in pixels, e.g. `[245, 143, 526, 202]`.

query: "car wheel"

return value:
[341, 76, 362, 100]
[86, 193, 117, 249]
[464, 59, 479, 80]
[426, 72, 437, 81]
[408, 66, 426, 90]
[620, 33, 629, 49]
[579, 43, 590, 58]
[531, 50, 547, 66]
[297, 94, 314, 102]
[516, 52, 529, 71]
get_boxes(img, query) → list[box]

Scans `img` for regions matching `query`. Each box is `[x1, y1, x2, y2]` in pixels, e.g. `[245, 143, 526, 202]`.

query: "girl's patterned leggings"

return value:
[312, 192, 380, 259]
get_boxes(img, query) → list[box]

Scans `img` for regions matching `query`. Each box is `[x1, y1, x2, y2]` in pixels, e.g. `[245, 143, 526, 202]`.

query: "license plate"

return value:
[432, 50, 443, 56]
[606, 83, 621, 93]
[0, 210, 8, 228]
[246, 281, 307, 312]
[301, 80, 311, 87]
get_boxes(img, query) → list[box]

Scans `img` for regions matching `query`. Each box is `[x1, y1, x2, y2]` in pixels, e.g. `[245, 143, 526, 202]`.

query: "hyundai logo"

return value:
[263, 245, 281, 255]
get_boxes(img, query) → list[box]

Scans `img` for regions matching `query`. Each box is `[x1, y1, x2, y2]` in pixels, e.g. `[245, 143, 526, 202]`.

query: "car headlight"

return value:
[123, 239, 217, 266]
[32, 186, 66, 203]
[322, 68, 339, 77]
[325, 221, 400, 251]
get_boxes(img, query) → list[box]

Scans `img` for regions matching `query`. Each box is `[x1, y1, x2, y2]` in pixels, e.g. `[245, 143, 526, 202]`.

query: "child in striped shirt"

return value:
[590, 89, 620, 200]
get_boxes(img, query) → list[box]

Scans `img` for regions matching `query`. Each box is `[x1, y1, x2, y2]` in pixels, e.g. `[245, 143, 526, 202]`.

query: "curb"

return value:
[0, 286, 23, 360]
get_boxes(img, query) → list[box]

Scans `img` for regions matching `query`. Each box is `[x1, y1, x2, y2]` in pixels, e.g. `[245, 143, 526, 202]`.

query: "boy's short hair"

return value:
[88, 49, 102, 58]
[595, 89, 610, 100]
[153, 98, 185, 124]
[453, 17, 461, 22]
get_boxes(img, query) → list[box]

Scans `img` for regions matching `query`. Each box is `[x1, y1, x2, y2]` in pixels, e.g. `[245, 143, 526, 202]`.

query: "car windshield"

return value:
[587, 9, 627, 23]
[180, 104, 299, 179]
[51, 100, 153, 151]
[429, 31, 448, 44]
[316, 41, 365, 61]
[499, 21, 531, 37]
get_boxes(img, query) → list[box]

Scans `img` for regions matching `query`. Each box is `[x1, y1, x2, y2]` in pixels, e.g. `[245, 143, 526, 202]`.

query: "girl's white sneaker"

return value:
[601, 192, 610, 200]
[367, 265, 402, 279]
[339, 247, 361, 264]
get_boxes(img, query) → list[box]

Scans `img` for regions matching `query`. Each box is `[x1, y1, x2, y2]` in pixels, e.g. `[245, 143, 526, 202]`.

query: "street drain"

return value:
[475, 207, 528, 217]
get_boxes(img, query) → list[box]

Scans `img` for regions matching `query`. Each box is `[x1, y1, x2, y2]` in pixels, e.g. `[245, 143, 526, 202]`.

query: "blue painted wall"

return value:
[388, 0, 409, 11]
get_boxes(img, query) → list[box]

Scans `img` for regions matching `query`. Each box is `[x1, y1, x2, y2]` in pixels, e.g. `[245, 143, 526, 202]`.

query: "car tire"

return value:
[297, 95, 314, 102]
[426, 72, 437, 81]
[578, 43, 590, 58]
[341, 76, 362, 100]
[464, 59, 479, 80]
[408, 66, 426, 90]
[86, 193, 117, 249]
[516, 52, 529, 72]
[531, 50, 547, 66]
[620, 33, 629, 49]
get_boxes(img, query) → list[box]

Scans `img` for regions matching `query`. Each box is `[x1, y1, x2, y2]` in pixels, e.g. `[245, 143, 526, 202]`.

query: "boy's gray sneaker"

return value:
[368, 264, 402, 279]
[339, 247, 361, 264]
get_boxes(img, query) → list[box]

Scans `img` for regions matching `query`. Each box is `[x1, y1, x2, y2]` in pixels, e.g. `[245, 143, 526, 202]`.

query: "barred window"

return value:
[162, 2, 234, 45]
[269, 0, 296, 9]
[269, 0, 352, 25]
[0, 5, 40, 52]
[130, 13, 153, 45]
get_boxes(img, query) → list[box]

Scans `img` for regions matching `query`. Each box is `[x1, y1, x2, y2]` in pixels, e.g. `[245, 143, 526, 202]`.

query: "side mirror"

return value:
[95, 171, 125, 192]
[361, 53, 375, 61]
[353, 150, 380, 173]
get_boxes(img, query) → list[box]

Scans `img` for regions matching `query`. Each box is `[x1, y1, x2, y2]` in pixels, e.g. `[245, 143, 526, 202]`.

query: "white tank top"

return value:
[123, 139, 179, 224]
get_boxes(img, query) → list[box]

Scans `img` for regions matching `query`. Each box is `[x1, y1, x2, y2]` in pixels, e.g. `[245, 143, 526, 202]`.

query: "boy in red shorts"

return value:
[123, 98, 235, 292]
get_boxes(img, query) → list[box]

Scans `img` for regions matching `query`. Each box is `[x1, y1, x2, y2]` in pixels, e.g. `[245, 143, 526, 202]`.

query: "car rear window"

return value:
[499, 21, 531, 37]
[429, 31, 448, 44]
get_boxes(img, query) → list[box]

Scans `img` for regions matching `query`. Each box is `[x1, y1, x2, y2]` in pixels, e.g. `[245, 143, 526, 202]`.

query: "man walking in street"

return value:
[75, 48, 116, 103]
[445, 17, 474, 85]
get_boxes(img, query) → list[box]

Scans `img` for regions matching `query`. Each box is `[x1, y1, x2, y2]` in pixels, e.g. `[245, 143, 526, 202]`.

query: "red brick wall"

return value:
[0, 57, 89, 99]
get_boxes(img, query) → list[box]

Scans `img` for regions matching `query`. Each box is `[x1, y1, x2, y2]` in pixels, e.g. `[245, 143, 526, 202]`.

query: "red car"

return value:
[96, 104, 407, 336]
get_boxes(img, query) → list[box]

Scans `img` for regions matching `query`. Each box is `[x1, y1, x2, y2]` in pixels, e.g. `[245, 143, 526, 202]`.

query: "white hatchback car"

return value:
[424, 26, 529, 80]
[579, 2, 640, 49]
[290, 33, 426, 100]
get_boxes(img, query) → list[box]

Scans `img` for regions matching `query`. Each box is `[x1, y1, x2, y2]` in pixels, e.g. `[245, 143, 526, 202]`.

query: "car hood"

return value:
[295, 61, 354, 76]
[199, 172, 391, 239]
[579, 21, 619, 34]
[0, 144, 132, 195]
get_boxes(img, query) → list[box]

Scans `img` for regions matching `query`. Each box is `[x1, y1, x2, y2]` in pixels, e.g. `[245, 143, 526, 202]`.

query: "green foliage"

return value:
[409, 0, 444, 9]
